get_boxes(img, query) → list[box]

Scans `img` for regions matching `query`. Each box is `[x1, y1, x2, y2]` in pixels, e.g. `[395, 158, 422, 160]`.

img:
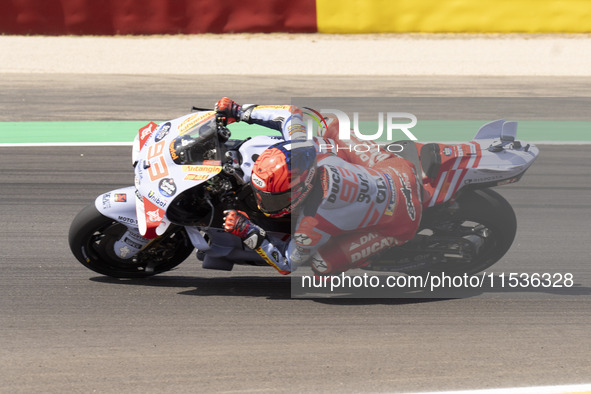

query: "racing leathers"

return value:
[222, 102, 423, 276]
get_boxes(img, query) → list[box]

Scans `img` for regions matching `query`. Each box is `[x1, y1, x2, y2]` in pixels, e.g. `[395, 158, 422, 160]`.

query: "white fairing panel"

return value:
[425, 121, 539, 207]
[94, 186, 138, 228]
[473, 119, 505, 140]
[238, 135, 283, 182]
[133, 112, 223, 238]
[463, 141, 539, 183]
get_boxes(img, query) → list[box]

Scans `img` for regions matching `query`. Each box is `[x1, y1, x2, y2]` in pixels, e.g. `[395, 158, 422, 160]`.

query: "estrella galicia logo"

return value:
[159, 178, 177, 197]
[154, 122, 172, 142]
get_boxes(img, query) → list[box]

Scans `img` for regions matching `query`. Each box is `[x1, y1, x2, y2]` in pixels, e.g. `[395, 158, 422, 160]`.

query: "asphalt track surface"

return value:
[1, 74, 590, 393]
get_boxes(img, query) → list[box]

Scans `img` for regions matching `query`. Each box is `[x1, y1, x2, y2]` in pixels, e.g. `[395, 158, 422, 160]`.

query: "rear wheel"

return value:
[373, 188, 517, 276]
[69, 204, 194, 278]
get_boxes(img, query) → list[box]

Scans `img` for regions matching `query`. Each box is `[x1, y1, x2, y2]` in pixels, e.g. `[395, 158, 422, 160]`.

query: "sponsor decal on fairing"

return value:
[158, 178, 177, 197]
[154, 122, 171, 142]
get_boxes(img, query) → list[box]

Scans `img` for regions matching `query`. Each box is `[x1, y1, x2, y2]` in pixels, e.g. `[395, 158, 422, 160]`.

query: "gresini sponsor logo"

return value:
[140, 124, 155, 139]
[146, 209, 162, 223]
[138, 122, 158, 150]
[304, 109, 418, 141]
[119, 245, 131, 259]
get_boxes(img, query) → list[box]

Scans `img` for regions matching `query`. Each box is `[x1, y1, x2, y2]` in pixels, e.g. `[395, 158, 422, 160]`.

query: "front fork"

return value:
[95, 186, 149, 260]
[112, 228, 150, 259]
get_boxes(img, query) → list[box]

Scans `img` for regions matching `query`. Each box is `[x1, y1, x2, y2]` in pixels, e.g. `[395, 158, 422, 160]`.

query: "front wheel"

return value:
[69, 204, 194, 278]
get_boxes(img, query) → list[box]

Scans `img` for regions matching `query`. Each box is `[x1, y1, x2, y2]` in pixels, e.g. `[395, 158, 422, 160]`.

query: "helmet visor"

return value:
[255, 188, 292, 215]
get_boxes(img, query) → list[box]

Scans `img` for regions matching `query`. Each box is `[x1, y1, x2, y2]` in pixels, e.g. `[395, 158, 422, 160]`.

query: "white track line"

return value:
[405, 383, 591, 394]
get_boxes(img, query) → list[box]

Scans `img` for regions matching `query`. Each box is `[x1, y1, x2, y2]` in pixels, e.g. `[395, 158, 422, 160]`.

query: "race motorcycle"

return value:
[69, 108, 539, 278]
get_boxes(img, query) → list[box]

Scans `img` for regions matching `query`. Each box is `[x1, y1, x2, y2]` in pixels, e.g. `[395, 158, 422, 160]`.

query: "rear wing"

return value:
[473, 119, 518, 142]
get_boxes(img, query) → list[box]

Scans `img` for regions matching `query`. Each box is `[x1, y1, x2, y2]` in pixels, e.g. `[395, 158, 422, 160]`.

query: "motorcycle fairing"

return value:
[423, 120, 539, 207]
[133, 113, 223, 239]
[138, 122, 158, 150]
[94, 186, 138, 227]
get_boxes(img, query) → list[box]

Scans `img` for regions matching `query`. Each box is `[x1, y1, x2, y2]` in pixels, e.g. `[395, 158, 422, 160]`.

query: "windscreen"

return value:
[169, 118, 222, 166]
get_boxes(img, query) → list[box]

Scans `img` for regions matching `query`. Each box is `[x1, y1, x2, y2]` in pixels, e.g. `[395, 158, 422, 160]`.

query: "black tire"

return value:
[69, 204, 194, 278]
[403, 188, 517, 276]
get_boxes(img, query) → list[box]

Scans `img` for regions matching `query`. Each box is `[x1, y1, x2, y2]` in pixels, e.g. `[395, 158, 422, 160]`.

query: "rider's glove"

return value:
[215, 97, 241, 126]
[223, 210, 266, 250]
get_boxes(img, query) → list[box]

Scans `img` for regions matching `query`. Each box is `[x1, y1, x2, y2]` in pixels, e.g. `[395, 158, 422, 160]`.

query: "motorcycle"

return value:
[68, 108, 539, 278]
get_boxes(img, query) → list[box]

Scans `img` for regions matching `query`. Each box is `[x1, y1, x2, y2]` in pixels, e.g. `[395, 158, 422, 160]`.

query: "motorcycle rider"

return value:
[215, 97, 423, 276]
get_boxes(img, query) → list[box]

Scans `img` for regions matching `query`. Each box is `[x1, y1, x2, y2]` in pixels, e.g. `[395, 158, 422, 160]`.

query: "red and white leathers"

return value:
[236, 105, 422, 276]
